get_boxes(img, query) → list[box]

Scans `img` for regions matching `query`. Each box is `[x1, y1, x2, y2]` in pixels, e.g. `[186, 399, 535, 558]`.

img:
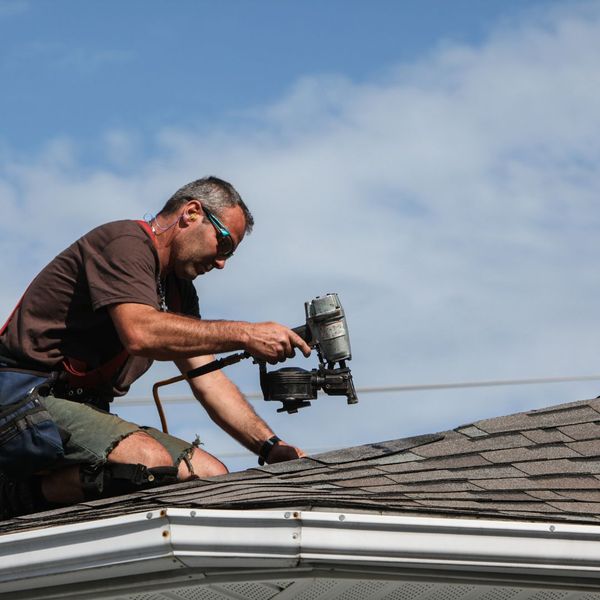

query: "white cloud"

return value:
[102, 130, 142, 168]
[2, 1, 600, 466]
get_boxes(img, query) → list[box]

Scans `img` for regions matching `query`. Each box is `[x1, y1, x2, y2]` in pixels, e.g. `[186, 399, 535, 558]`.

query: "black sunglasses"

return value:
[203, 207, 235, 259]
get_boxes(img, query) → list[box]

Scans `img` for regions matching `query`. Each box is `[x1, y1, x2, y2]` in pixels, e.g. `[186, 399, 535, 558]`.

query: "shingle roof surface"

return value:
[3, 396, 600, 534]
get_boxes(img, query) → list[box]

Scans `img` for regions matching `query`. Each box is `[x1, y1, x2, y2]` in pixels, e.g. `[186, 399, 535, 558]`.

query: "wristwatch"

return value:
[258, 435, 281, 465]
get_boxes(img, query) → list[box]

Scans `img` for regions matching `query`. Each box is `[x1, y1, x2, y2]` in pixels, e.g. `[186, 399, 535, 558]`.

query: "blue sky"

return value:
[2, 0, 555, 155]
[2, 0, 600, 471]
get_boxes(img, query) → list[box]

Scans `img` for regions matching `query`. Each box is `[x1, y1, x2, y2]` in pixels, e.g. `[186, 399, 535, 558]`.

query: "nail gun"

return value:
[152, 293, 358, 431]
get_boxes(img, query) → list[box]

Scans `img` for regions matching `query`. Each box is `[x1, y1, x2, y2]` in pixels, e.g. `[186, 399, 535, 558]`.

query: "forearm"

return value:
[179, 356, 306, 464]
[110, 304, 249, 360]
[189, 369, 274, 453]
[109, 303, 311, 363]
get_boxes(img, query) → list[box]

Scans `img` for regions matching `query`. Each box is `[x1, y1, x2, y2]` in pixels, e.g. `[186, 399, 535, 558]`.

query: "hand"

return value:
[267, 441, 306, 464]
[244, 322, 311, 364]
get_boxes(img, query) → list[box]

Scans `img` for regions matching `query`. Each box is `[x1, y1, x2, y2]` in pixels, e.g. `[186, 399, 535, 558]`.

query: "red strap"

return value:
[1, 278, 36, 337]
[2, 290, 129, 389]
[136, 219, 157, 245]
[0, 294, 24, 337]
[62, 350, 130, 389]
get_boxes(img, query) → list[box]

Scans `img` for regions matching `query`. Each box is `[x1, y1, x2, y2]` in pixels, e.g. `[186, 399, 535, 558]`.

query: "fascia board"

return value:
[0, 509, 300, 597]
[164, 508, 300, 569]
[2, 508, 600, 597]
[0, 509, 180, 596]
[167, 510, 600, 582]
[295, 511, 600, 582]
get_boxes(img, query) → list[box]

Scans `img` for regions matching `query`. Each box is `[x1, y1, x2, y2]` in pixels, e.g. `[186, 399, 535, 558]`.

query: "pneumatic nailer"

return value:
[152, 293, 358, 431]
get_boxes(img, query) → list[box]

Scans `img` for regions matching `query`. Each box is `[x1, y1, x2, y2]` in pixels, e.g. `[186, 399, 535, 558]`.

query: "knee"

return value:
[203, 457, 228, 478]
[108, 431, 173, 469]
[178, 447, 228, 480]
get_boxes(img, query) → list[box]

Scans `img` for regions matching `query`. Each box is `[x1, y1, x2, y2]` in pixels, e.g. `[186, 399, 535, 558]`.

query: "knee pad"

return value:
[80, 463, 179, 499]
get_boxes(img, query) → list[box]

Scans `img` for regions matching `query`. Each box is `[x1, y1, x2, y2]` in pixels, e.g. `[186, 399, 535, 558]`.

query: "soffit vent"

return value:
[111, 579, 600, 600]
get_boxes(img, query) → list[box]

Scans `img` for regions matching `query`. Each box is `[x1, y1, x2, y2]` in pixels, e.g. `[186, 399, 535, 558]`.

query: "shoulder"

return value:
[80, 220, 152, 246]
[76, 220, 156, 259]
[71, 220, 160, 281]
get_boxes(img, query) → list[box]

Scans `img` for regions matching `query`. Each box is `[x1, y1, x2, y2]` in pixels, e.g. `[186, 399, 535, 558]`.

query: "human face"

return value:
[171, 204, 246, 280]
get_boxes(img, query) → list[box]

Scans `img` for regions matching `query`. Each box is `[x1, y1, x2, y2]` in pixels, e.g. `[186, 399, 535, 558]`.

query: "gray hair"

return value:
[159, 176, 254, 234]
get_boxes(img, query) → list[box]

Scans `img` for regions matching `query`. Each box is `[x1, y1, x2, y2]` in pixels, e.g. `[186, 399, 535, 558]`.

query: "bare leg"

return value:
[107, 431, 173, 467]
[178, 446, 228, 479]
[41, 431, 174, 504]
[41, 432, 226, 503]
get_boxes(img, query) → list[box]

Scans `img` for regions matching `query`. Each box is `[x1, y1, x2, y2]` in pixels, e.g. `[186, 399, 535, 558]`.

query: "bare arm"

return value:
[177, 354, 305, 463]
[108, 303, 311, 363]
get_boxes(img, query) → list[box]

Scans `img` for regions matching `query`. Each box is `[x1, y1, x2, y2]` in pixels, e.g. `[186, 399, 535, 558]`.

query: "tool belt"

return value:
[50, 381, 113, 411]
[0, 342, 119, 410]
[0, 351, 115, 477]
[0, 288, 128, 476]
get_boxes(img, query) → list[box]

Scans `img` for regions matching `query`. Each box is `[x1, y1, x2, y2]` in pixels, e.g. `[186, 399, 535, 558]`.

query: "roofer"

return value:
[0, 176, 311, 519]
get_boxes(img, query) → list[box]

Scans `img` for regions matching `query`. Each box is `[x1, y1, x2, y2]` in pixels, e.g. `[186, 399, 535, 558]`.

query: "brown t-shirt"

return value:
[0, 220, 199, 396]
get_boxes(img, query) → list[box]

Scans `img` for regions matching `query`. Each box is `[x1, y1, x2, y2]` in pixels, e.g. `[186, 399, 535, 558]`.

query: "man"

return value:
[0, 176, 311, 518]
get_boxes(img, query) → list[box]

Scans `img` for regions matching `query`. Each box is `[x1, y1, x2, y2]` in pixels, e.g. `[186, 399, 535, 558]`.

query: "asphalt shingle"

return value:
[480, 445, 581, 464]
[565, 440, 600, 457]
[474, 404, 600, 434]
[522, 428, 575, 444]
[473, 475, 600, 490]
[559, 422, 600, 440]
[311, 434, 444, 465]
[414, 432, 535, 458]
[4, 396, 600, 533]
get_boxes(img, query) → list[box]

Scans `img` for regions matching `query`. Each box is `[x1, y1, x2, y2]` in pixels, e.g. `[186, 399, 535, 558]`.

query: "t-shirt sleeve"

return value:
[84, 235, 159, 311]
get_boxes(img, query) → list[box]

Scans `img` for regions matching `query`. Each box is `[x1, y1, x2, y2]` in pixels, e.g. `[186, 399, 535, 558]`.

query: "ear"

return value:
[184, 199, 202, 223]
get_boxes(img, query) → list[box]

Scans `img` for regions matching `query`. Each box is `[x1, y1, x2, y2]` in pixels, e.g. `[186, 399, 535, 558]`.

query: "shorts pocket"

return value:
[0, 372, 64, 478]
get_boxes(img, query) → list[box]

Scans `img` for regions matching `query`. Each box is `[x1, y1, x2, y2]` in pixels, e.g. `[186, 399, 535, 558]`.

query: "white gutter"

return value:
[1, 508, 600, 598]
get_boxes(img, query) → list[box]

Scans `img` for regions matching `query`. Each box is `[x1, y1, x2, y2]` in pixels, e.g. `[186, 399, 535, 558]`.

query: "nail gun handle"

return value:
[186, 351, 251, 379]
[292, 324, 313, 345]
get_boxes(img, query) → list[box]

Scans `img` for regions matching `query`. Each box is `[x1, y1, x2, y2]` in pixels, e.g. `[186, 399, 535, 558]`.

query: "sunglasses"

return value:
[202, 207, 235, 259]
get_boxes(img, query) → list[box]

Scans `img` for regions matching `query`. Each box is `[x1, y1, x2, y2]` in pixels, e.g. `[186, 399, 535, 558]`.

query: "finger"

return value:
[277, 343, 288, 361]
[290, 331, 312, 357]
[283, 339, 294, 358]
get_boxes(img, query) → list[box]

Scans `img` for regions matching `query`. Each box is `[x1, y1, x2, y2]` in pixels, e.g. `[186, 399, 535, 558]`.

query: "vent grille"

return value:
[112, 578, 600, 600]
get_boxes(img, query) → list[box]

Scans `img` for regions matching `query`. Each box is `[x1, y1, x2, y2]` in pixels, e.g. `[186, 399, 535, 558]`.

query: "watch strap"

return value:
[258, 435, 281, 466]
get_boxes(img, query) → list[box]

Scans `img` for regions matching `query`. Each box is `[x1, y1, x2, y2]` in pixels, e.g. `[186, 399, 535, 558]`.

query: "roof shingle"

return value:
[3, 396, 600, 534]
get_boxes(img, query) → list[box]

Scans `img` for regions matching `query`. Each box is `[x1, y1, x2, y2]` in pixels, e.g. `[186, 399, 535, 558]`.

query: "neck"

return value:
[151, 212, 179, 234]
[149, 216, 176, 277]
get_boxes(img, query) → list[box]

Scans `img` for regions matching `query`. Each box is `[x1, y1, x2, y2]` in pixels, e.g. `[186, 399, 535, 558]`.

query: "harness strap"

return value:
[136, 219, 156, 241]
[0, 292, 26, 338]
[61, 351, 129, 390]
